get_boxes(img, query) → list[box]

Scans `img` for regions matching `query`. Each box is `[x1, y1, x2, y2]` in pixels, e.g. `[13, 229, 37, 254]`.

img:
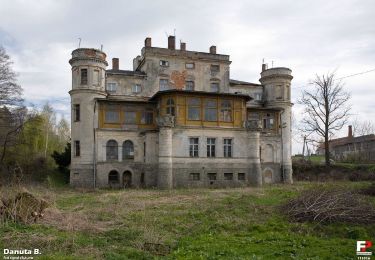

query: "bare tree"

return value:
[0, 46, 23, 106]
[299, 72, 351, 166]
[351, 118, 375, 136]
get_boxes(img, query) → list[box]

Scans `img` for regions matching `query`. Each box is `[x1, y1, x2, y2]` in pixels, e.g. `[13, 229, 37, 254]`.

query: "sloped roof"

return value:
[106, 69, 146, 77]
[229, 79, 261, 86]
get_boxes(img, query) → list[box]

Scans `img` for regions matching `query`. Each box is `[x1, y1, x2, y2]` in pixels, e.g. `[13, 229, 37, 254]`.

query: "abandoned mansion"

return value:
[69, 36, 293, 188]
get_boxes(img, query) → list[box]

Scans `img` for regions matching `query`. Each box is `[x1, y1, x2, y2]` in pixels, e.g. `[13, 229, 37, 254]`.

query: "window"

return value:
[108, 171, 119, 184]
[80, 69, 87, 85]
[238, 173, 245, 180]
[74, 104, 80, 122]
[185, 81, 194, 91]
[160, 60, 169, 67]
[210, 64, 220, 73]
[204, 99, 217, 121]
[124, 111, 136, 124]
[188, 98, 201, 120]
[185, 63, 195, 69]
[254, 93, 262, 101]
[160, 79, 169, 91]
[123, 140, 134, 159]
[106, 83, 117, 93]
[224, 139, 232, 158]
[105, 106, 119, 123]
[207, 138, 216, 158]
[93, 70, 99, 85]
[263, 113, 275, 130]
[190, 173, 200, 181]
[224, 173, 233, 180]
[106, 140, 118, 160]
[189, 138, 199, 157]
[141, 109, 153, 124]
[220, 100, 232, 122]
[132, 84, 142, 93]
[74, 140, 80, 157]
[166, 98, 175, 116]
[207, 173, 217, 180]
[210, 82, 219, 92]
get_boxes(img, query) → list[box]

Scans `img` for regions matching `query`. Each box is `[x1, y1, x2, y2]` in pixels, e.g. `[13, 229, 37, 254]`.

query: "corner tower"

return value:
[69, 48, 108, 187]
[260, 66, 293, 184]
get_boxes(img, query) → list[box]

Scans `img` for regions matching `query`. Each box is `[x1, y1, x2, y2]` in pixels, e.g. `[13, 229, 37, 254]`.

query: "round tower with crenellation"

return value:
[260, 66, 293, 184]
[69, 48, 108, 187]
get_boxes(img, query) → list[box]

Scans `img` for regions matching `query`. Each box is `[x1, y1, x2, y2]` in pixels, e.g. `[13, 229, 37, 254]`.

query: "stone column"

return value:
[157, 115, 174, 189]
[246, 120, 262, 187]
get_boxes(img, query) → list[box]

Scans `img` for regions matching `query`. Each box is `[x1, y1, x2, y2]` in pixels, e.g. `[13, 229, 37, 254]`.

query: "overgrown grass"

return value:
[1, 182, 373, 259]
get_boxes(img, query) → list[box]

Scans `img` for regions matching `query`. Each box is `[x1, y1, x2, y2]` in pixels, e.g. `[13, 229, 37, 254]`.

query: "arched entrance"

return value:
[108, 170, 120, 187]
[123, 171, 132, 188]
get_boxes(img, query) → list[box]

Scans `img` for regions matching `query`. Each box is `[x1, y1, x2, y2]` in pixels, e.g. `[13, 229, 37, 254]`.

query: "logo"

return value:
[357, 241, 372, 259]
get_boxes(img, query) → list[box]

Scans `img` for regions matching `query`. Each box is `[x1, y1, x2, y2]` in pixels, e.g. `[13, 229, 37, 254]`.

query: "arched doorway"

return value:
[123, 171, 132, 188]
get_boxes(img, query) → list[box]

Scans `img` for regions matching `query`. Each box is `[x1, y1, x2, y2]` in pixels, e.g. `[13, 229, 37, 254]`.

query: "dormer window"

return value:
[159, 60, 169, 67]
[106, 83, 117, 93]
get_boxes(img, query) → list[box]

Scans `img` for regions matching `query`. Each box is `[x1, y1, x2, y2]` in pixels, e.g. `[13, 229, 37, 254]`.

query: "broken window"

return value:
[80, 69, 87, 85]
[188, 98, 201, 120]
[220, 100, 232, 122]
[185, 81, 194, 91]
[166, 98, 175, 116]
[74, 140, 80, 157]
[160, 79, 169, 91]
[108, 170, 119, 185]
[204, 99, 217, 121]
[224, 173, 233, 180]
[106, 140, 118, 161]
[207, 138, 216, 157]
[223, 138, 232, 158]
[190, 173, 200, 181]
[189, 137, 199, 157]
[74, 104, 80, 122]
[123, 140, 134, 159]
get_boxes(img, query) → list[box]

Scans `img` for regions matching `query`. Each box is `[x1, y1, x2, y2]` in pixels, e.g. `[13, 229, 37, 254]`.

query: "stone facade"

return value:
[69, 36, 293, 188]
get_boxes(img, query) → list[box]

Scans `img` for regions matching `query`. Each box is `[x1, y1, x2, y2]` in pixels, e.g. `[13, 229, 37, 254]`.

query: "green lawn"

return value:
[1, 182, 374, 259]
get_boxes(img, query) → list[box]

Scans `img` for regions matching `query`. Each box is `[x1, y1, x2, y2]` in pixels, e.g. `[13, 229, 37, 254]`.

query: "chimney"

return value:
[209, 45, 216, 54]
[348, 125, 353, 138]
[262, 63, 268, 72]
[145, 37, 152, 47]
[180, 42, 186, 51]
[168, 35, 175, 50]
[112, 58, 119, 70]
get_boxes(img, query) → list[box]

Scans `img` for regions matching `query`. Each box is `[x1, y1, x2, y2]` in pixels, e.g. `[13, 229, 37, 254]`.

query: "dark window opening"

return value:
[207, 138, 216, 157]
[224, 138, 232, 158]
[74, 140, 80, 157]
[208, 173, 217, 181]
[80, 69, 87, 85]
[74, 104, 80, 122]
[224, 173, 233, 180]
[106, 140, 118, 160]
[238, 173, 245, 180]
[166, 98, 175, 116]
[123, 140, 134, 159]
[189, 138, 199, 157]
[108, 170, 119, 185]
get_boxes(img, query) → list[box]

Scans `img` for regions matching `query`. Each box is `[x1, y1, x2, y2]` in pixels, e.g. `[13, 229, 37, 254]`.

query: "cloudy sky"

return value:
[1, 0, 374, 154]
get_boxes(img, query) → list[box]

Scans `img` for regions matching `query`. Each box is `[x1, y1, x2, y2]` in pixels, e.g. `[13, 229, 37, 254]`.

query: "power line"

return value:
[292, 68, 375, 90]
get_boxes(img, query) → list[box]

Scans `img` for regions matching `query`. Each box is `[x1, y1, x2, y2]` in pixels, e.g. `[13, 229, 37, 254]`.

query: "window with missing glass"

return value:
[160, 60, 169, 67]
[74, 140, 80, 157]
[224, 173, 233, 180]
[74, 104, 80, 122]
[124, 111, 136, 124]
[188, 98, 201, 120]
[185, 81, 194, 91]
[105, 106, 120, 123]
[189, 137, 199, 157]
[207, 138, 216, 157]
[204, 99, 217, 121]
[160, 79, 169, 91]
[166, 98, 175, 116]
[220, 100, 232, 122]
[207, 173, 217, 180]
[141, 109, 153, 124]
[223, 138, 232, 158]
[210, 82, 219, 92]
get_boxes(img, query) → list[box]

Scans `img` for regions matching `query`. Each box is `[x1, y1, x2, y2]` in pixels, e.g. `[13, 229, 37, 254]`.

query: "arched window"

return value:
[123, 140, 134, 159]
[108, 170, 119, 185]
[106, 140, 118, 160]
[166, 98, 175, 116]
